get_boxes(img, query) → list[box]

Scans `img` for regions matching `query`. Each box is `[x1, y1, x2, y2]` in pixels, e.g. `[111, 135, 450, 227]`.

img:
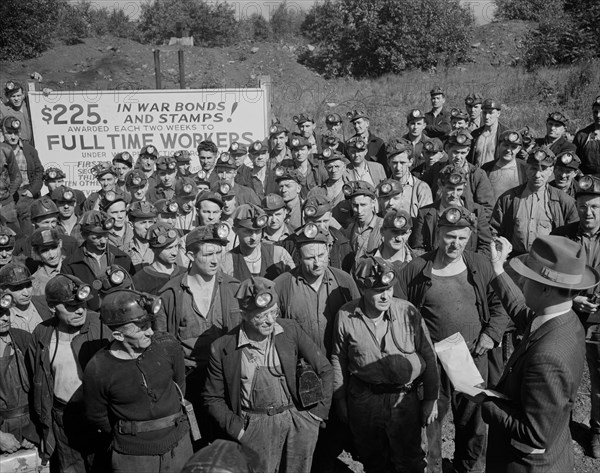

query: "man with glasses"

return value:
[552, 175, 600, 458]
[204, 276, 332, 473]
[83, 289, 192, 473]
[28, 274, 111, 471]
[396, 207, 509, 473]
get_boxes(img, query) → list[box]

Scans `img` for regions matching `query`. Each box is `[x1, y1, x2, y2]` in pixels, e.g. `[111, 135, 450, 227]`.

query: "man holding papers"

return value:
[482, 235, 600, 472]
[395, 206, 510, 473]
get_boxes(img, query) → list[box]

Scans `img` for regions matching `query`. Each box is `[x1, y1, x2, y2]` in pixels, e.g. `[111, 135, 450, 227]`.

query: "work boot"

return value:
[591, 433, 600, 458]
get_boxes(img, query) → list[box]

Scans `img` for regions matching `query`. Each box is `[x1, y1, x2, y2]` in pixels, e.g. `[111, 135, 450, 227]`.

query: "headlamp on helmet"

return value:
[0, 293, 13, 309]
[255, 214, 268, 228]
[254, 292, 273, 308]
[5, 81, 15, 91]
[63, 190, 74, 201]
[448, 173, 462, 185]
[291, 137, 300, 147]
[196, 170, 207, 180]
[156, 229, 178, 244]
[220, 152, 231, 162]
[252, 141, 263, 152]
[393, 216, 407, 229]
[424, 141, 434, 152]
[230, 142, 239, 152]
[216, 223, 230, 239]
[183, 183, 193, 194]
[270, 124, 279, 134]
[47, 170, 57, 179]
[275, 166, 285, 177]
[131, 176, 142, 186]
[302, 223, 319, 239]
[104, 191, 116, 202]
[579, 176, 594, 191]
[322, 148, 332, 158]
[379, 183, 392, 195]
[560, 153, 574, 165]
[456, 133, 467, 144]
[342, 183, 354, 196]
[0, 235, 9, 246]
[167, 202, 179, 213]
[304, 205, 317, 217]
[507, 132, 519, 143]
[219, 183, 231, 195]
[445, 207, 462, 224]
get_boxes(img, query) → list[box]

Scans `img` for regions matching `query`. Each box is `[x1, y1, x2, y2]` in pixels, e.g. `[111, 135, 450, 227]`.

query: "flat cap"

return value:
[127, 201, 157, 219]
[261, 193, 286, 212]
[0, 263, 32, 288]
[235, 276, 277, 312]
[303, 194, 331, 219]
[382, 209, 412, 232]
[353, 256, 396, 290]
[232, 204, 268, 230]
[125, 169, 148, 189]
[438, 205, 477, 228]
[343, 180, 376, 200]
[147, 223, 178, 248]
[139, 145, 159, 158]
[186, 224, 230, 250]
[113, 151, 134, 167]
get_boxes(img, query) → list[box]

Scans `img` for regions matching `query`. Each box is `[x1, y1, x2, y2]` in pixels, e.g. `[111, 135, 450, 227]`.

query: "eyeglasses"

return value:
[252, 306, 280, 323]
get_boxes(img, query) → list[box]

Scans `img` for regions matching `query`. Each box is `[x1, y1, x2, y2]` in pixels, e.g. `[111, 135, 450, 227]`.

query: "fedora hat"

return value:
[509, 235, 600, 290]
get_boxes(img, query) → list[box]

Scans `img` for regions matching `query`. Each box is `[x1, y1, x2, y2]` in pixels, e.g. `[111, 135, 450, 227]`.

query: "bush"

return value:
[518, 0, 600, 68]
[301, 0, 473, 78]
[138, 0, 238, 46]
[494, 0, 564, 22]
[55, 1, 136, 45]
[270, 2, 306, 41]
[238, 13, 272, 42]
[0, 0, 62, 60]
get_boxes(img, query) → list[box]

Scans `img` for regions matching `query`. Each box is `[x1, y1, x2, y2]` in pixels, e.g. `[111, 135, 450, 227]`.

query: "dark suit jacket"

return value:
[425, 108, 452, 139]
[61, 243, 135, 311]
[19, 142, 44, 197]
[365, 132, 387, 173]
[534, 136, 576, 157]
[203, 318, 333, 440]
[482, 272, 585, 473]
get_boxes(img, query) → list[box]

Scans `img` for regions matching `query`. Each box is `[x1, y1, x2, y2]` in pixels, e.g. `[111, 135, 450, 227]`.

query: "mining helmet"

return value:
[30, 196, 59, 220]
[92, 265, 134, 296]
[100, 289, 161, 328]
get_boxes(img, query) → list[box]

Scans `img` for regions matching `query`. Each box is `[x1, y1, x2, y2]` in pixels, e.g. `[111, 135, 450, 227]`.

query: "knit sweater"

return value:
[82, 332, 189, 455]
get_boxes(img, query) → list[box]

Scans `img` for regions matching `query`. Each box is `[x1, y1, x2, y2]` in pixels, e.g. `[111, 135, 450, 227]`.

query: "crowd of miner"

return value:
[1, 77, 600, 473]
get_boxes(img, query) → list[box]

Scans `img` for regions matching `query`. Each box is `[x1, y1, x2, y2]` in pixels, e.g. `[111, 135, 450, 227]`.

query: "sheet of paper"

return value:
[434, 332, 484, 388]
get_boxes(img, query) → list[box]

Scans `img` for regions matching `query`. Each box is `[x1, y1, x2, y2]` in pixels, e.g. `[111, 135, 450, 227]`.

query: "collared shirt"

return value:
[348, 164, 375, 186]
[108, 224, 133, 251]
[513, 186, 552, 255]
[178, 273, 224, 367]
[125, 236, 153, 269]
[398, 174, 433, 218]
[350, 214, 382, 259]
[474, 122, 499, 167]
[31, 263, 62, 296]
[530, 308, 571, 333]
[238, 322, 285, 408]
[332, 299, 438, 400]
[10, 304, 44, 333]
[176, 209, 196, 232]
[82, 245, 108, 278]
[263, 224, 292, 243]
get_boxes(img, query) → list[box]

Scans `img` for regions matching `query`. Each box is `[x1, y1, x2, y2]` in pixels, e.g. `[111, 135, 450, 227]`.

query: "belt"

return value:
[0, 405, 28, 419]
[243, 404, 294, 416]
[117, 412, 183, 435]
[357, 379, 417, 395]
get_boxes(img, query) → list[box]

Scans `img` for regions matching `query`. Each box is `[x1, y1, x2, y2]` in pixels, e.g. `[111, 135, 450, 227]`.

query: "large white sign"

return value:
[29, 87, 269, 195]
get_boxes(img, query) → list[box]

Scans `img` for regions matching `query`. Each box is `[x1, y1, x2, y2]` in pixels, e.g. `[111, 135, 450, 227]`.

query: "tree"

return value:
[301, 0, 473, 78]
[0, 0, 62, 60]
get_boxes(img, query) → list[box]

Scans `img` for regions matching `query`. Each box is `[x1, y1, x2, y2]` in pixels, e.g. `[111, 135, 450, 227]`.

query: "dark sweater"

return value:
[83, 332, 188, 456]
[131, 265, 186, 295]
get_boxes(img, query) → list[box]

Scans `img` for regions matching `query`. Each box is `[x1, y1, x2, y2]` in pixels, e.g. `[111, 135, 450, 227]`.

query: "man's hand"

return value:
[473, 333, 495, 356]
[21, 439, 35, 449]
[490, 237, 512, 276]
[574, 295, 599, 314]
[421, 399, 438, 426]
[21, 190, 33, 198]
[0, 431, 21, 453]
[335, 399, 348, 424]
[30, 72, 43, 81]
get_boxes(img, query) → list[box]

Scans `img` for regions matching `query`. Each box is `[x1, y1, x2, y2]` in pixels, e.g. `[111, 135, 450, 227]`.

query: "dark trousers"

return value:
[111, 436, 193, 473]
[427, 355, 488, 473]
[587, 325, 600, 434]
[15, 194, 34, 237]
[311, 408, 349, 472]
[51, 400, 92, 473]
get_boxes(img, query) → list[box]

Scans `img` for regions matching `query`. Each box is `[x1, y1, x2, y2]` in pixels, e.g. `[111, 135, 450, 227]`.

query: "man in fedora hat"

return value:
[481, 234, 600, 472]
